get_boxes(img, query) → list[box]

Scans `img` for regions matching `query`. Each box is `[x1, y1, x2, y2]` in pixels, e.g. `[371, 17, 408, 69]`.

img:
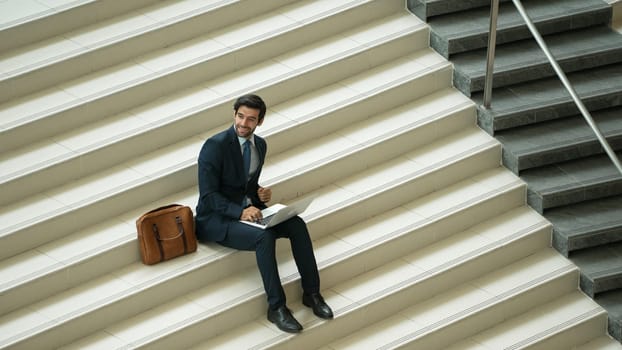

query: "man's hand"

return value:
[258, 186, 272, 203]
[241, 206, 262, 222]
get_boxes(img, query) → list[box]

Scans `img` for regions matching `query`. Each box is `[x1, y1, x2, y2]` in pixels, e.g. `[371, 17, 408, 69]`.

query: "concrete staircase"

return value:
[409, 0, 622, 343]
[0, 0, 619, 349]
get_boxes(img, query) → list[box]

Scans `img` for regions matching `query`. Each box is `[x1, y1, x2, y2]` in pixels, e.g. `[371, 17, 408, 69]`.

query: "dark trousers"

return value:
[218, 216, 320, 309]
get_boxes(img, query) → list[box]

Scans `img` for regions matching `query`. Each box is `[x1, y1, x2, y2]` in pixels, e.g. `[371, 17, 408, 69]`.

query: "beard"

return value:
[235, 124, 254, 138]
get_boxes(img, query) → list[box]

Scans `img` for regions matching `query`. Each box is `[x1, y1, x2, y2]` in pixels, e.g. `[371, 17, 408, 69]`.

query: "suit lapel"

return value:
[255, 136, 265, 170]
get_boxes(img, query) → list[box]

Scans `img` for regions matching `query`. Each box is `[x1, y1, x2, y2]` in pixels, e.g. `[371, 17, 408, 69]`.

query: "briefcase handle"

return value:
[152, 216, 186, 241]
[145, 203, 182, 215]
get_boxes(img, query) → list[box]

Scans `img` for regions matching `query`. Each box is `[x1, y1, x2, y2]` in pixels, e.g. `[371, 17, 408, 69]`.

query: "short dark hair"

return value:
[233, 94, 266, 121]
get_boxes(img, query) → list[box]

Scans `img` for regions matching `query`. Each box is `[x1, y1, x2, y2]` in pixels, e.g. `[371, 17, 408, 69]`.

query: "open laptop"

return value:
[240, 196, 315, 229]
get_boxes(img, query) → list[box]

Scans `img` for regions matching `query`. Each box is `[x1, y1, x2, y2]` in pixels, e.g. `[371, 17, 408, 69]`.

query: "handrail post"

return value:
[511, 0, 622, 176]
[483, 0, 500, 109]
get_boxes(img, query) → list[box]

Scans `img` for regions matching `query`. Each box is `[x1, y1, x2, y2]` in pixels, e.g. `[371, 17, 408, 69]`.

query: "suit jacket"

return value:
[195, 125, 268, 242]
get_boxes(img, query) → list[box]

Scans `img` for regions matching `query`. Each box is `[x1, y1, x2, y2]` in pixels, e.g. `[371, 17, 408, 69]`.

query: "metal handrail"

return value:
[483, 0, 499, 108]
[483, 0, 622, 175]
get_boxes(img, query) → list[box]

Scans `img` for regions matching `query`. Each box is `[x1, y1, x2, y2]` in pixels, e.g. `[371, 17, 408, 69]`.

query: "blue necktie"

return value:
[243, 140, 251, 179]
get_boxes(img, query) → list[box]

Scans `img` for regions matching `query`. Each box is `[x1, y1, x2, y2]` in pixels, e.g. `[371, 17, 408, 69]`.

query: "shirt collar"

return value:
[237, 134, 255, 147]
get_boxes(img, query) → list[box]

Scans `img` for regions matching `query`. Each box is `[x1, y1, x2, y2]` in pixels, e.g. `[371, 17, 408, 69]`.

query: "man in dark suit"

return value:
[195, 94, 333, 333]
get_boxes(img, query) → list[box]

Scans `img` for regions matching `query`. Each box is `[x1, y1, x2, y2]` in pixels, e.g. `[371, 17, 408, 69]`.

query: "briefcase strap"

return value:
[176, 216, 189, 254]
[151, 215, 189, 263]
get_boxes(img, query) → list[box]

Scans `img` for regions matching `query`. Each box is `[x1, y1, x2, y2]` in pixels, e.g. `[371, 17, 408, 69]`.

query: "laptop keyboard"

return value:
[257, 214, 274, 225]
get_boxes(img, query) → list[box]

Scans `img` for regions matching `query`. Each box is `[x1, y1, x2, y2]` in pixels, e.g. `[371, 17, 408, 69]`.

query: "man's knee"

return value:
[282, 216, 309, 233]
[256, 230, 277, 248]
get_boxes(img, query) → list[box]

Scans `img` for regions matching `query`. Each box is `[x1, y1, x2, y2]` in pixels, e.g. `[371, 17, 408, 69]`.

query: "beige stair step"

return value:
[297, 129, 501, 238]
[60, 171, 535, 349]
[325, 250, 580, 350]
[0, 0, 296, 103]
[0, 44, 444, 207]
[0, 136, 507, 349]
[575, 335, 622, 350]
[0, 59, 455, 261]
[262, 80, 470, 204]
[0, 0, 160, 52]
[0, 0, 413, 151]
[3, 0, 613, 348]
[0, 116, 493, 317]
[443, 292, 607, 350]
[0, 188, 199, 316]
[185, 211, 554, 350]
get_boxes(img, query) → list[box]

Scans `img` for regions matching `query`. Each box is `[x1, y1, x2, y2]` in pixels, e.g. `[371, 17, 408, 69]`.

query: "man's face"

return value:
[234, 105, 262, 138]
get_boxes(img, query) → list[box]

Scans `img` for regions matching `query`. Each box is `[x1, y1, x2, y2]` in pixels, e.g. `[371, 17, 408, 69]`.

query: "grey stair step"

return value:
[521, 152, 622, 213]
[570, 242, 622, 297]
[548, 195, 622, 256]
[452, 25, 622, 96]
[476, 63, 622, 134]
[407, 0, 510, 21]
[426, 0, 611, 58]
[595, 289, 622, 342]
[497, 107, 622, 173]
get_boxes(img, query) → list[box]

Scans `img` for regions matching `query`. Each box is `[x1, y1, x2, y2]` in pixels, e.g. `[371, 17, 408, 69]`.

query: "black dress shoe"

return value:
[303, 293, 333, 319]
[267, 305, 303, 333]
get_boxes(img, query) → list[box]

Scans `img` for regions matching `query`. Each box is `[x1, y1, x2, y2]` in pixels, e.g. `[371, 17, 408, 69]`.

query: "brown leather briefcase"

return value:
[136, 204, 197, 265]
